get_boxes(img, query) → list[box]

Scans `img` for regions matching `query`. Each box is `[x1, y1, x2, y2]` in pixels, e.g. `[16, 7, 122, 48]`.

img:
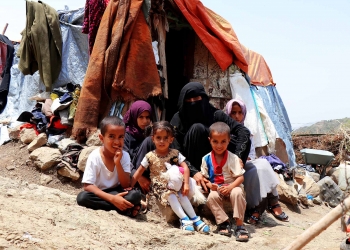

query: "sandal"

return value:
[267, 203, 289, 222]
[234, 226, 250, 242]
[213, 221, 232, 237]
[191, 216, 210, 234]
[180, 219, 195, 232]
[245, 210, 260, 225]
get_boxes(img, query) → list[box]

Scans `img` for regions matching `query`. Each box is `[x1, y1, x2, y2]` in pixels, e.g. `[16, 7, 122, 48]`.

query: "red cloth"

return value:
[0, 42, 7, 80]
[19, 123, 39, 135]
[211, 150, 228, 185]
[82, 0, 110, 54]
[174, 0, 248, 72]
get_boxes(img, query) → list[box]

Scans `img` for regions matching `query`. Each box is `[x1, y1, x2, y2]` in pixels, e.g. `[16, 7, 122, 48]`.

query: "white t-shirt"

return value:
[82, 148, 131, 190]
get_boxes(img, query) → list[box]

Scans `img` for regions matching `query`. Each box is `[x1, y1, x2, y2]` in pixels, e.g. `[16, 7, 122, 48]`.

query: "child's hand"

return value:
[218, 185, 232, 196]
[211, 183, 218, 191]
[111, 191, 134, 211]
[182, 183, 189, 196]
[114, 149, 123, 164]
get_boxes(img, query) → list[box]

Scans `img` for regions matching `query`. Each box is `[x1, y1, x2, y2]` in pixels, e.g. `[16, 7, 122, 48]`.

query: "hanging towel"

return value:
[72, 0, 161, 141]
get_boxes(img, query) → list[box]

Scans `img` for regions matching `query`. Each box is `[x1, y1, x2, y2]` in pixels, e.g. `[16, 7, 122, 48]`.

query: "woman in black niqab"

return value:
[171, 82, 251, 171]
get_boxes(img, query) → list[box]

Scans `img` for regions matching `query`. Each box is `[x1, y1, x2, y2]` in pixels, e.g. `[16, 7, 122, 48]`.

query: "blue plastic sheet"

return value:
[252, 85, 296, 166]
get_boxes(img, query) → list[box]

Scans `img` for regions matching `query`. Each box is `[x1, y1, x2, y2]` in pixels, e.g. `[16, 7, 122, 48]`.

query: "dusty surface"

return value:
[0, 142, 346, 249]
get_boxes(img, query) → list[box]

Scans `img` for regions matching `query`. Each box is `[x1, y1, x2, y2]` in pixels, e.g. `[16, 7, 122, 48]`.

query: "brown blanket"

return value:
[73, 0, 161, 141]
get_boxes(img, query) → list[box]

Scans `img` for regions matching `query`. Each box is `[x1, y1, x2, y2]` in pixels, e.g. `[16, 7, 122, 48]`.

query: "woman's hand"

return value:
[138, 175, 151, 193]
[182, 183, 189, 196]
[193, 172, 209, 192]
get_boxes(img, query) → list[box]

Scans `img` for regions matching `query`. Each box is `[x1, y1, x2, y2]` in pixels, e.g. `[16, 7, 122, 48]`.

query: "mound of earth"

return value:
[0, 142, 343, 249]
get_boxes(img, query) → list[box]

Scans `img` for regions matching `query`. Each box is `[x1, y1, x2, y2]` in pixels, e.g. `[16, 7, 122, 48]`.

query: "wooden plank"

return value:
[157, 17, 168, 99]
[2, 23, 8, 35]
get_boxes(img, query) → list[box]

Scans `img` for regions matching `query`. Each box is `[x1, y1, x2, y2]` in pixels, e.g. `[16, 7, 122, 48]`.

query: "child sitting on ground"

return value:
[131, 121, 210, 234]
[201, 122, 249, 241]
[76, 116, 142, 217]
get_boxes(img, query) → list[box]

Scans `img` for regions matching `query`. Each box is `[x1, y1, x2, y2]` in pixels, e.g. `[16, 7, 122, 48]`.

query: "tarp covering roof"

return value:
[241, 45, 276, 86]
[174, 0, 248, 72]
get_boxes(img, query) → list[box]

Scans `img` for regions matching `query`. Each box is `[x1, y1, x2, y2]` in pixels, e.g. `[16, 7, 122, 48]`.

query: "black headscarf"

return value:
[176, 82, 216, 131]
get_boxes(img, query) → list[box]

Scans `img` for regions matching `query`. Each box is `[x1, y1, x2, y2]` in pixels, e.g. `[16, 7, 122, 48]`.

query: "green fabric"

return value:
[18, 1, 62, 91]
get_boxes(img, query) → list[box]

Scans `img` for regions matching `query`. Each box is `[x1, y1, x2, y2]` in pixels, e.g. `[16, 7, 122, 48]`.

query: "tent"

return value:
[0, 0, 296, 166]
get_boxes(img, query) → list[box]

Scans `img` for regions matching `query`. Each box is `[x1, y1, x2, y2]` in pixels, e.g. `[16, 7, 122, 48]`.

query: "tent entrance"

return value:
[164, 28, 195, 121]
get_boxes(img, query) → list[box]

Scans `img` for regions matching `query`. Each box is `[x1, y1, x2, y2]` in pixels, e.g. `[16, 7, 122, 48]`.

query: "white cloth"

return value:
[141, 152, 186, 168]
[82, 148, 131, 190]
[229, 71, 278, 153]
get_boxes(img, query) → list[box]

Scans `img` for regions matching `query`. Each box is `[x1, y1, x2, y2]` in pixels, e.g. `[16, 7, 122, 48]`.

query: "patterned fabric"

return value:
[82, 0, 110, 54]
[142, 149, 183, 206]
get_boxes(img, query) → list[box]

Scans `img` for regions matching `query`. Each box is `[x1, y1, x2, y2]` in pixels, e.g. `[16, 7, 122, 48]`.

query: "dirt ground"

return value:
[0, 141, 346, 249]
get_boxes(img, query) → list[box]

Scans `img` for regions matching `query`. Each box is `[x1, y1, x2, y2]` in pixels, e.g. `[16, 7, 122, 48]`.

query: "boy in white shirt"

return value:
[77, 116, 141, 217]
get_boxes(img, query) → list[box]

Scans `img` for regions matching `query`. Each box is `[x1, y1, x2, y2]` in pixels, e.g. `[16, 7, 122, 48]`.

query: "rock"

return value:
[58, 138, 77, 152]
[30, 147, 61, 170]
[331, 168, 340, 185]
[27, 133, 47, 152]
[6, 189, 17, 197]
[337, 162, 350, 191]
[308, 172, 320, 183]
[6, 165, 15, 171]
[317, 176, 343, 207]
[8, 126, 21, 140]
[57, 165, 80, 181]
[86, 130, 102, 147]
[77, 146, 99, 172]
[303, 175, 320, 197]
[19, 128, 37, 144]
[276, 174, 299, 205]
[40, 174, 53, 185]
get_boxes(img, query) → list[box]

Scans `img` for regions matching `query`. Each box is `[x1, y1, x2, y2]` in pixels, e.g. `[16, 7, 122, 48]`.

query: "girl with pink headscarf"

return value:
[224, 99, 289, 225]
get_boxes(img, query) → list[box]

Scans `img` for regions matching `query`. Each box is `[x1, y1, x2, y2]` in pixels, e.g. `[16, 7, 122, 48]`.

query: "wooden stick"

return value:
[157, 16, 168, 99]
[284, 195, 350, 250]
[2, 23, 8, 35]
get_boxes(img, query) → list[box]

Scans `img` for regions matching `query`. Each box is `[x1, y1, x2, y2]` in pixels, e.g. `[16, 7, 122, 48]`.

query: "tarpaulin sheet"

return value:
[174, 0, 248, 72]
[0, 7, 88, 125]
[229, 71, 278, 152]
[252, 85, 296, 167]
[242, 45, 275, 87]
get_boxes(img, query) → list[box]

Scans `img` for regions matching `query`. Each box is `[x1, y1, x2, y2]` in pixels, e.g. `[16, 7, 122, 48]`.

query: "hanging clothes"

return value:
[72, 0, 161, 141]
[0, 35, 14, 114]
[82, 0, 110, 54]
[17, 1, 62, 91]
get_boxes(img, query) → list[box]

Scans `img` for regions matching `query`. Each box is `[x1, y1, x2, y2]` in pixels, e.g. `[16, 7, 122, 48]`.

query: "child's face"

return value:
[99, 124, 125, 154]
[209, 131, 230, 156]
[152, 129, 174, 153]
[137, 111, 151, 130]
[230, 103, 244, 123]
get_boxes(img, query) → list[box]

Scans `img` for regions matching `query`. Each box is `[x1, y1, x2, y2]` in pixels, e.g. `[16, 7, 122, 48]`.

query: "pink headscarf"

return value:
[224, 99, 247, 124]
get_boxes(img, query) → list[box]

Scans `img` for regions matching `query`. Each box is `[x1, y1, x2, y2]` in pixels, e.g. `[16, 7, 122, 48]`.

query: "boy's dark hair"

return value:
[145, 120, 175, 137]
[99, 116, 125, 135]
[209, 122, 230, 137]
